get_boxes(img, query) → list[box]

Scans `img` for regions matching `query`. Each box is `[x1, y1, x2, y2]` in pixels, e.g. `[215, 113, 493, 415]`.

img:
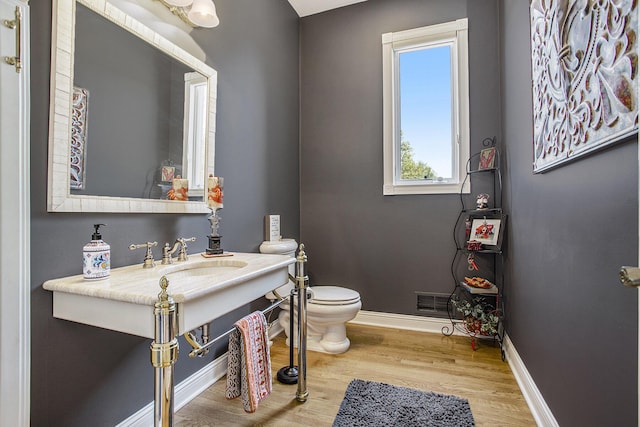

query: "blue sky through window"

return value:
[399, 45, 452, 178]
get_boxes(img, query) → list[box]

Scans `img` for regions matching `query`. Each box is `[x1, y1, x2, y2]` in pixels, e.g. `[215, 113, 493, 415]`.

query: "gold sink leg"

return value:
[150, 276, 179, 427]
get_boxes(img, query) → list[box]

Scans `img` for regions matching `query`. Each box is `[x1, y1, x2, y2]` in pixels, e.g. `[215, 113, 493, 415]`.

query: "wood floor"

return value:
[175, 324, 536, 426]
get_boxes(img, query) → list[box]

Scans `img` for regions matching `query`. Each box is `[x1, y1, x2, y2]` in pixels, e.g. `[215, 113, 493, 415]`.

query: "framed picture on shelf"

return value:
[161, 166, 176, 182]
[478, 147, 496, 170]
[468, 214, 506, 250]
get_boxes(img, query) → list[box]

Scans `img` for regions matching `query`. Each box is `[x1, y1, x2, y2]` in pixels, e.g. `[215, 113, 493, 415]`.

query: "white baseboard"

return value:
[119, 311, 556, 427]
[116, 354, 228, 427]
[502, 334, 558, 427]
[351, 309, 467, 336]
[268, 319, 284, 338]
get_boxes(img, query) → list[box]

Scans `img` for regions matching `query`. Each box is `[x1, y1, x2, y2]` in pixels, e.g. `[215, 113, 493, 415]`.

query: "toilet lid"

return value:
[310, 286, 360, 306]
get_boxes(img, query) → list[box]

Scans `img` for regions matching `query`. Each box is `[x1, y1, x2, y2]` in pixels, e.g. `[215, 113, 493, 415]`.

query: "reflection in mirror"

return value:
[48, 0, 217, 213]
[182, 72, 208, 198]
[73, 2, 206, 200]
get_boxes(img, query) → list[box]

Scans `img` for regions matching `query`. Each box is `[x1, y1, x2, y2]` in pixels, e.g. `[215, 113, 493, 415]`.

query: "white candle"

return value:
[207, 175, 223, 209]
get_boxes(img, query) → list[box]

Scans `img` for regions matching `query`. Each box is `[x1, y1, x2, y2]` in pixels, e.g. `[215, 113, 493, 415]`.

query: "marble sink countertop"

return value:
[43, 252, 295, 306]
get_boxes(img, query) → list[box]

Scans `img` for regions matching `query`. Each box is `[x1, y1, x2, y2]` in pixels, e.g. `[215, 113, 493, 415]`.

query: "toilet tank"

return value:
[260, 239, 298, 299]
[259, 239, 298, 274]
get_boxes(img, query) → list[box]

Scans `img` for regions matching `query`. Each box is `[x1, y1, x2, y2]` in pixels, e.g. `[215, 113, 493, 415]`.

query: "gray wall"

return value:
[299, 0, 501, 311]
[499, 2, 637, 425]
[30, 0, 299, 425]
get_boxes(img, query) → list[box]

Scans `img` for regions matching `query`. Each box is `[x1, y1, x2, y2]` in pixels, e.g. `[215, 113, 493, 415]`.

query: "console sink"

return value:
[43, 252, 294, 338]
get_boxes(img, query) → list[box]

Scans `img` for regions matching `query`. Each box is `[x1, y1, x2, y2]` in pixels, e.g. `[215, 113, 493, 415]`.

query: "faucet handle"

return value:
[129, 241, 158, 268]
[176, 237, 196, 262]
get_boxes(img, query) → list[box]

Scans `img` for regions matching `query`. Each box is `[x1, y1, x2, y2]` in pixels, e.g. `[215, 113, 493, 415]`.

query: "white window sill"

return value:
[383, 180, 470, 195]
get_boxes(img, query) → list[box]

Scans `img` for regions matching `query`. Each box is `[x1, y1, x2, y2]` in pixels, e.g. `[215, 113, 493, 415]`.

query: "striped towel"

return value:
[225, 311, 272, 413]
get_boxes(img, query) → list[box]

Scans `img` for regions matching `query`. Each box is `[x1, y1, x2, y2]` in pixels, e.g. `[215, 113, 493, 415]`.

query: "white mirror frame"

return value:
[48, 0, 217, 213]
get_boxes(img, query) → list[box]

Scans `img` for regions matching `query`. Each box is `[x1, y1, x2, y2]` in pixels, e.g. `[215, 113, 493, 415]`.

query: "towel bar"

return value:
[185, 296, 289, 357]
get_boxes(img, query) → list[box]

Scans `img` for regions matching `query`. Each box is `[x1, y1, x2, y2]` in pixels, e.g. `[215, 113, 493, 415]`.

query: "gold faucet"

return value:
[162, 237, 196, 264]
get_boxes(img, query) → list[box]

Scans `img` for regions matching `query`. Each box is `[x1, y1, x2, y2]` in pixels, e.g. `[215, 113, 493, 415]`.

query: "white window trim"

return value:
[182, 71, 208, 198]
[382, 18, 470, 195]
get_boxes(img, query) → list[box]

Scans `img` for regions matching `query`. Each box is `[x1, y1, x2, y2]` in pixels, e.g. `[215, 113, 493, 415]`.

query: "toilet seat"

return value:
[309, 286, 360, 306]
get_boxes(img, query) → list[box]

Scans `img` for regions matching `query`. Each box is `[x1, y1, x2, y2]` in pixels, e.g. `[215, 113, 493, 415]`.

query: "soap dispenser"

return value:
[83, 224, 111, 280]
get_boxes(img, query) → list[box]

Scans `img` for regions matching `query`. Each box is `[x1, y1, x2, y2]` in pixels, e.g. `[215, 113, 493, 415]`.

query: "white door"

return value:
[0, 0, 30, 425]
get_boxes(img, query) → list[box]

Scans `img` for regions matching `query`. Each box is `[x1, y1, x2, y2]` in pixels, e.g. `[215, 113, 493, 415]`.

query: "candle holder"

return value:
[206, 175, 224, 255]
[206, 207, 223, 255]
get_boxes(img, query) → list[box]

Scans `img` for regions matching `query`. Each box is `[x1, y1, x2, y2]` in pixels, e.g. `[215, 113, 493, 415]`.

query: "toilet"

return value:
[260, 239, 361, 354]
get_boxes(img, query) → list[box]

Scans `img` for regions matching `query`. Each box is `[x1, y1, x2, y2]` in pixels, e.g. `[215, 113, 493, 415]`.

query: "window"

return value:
[382, 19, 470, 195]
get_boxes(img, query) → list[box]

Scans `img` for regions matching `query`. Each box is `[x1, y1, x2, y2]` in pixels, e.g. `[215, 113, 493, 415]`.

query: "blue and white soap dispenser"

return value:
[83, 224, 110, 280]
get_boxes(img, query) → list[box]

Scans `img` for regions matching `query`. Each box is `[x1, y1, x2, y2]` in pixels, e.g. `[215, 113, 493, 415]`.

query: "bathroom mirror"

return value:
[48, 0, 217, 213]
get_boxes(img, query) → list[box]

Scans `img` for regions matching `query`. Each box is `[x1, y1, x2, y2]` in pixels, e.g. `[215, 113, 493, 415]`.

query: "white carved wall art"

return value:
[530, 0, 638, 172]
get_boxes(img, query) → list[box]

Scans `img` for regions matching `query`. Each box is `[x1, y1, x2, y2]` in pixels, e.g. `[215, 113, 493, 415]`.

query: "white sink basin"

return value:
[161, 260, 249, 281]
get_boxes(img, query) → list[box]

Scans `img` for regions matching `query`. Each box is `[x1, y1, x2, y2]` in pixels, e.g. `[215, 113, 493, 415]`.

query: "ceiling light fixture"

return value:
[158, 0, 220, 28]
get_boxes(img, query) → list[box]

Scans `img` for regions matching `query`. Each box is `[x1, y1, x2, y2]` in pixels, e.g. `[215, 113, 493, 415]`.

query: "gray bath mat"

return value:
[333, 379, 475, 426]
